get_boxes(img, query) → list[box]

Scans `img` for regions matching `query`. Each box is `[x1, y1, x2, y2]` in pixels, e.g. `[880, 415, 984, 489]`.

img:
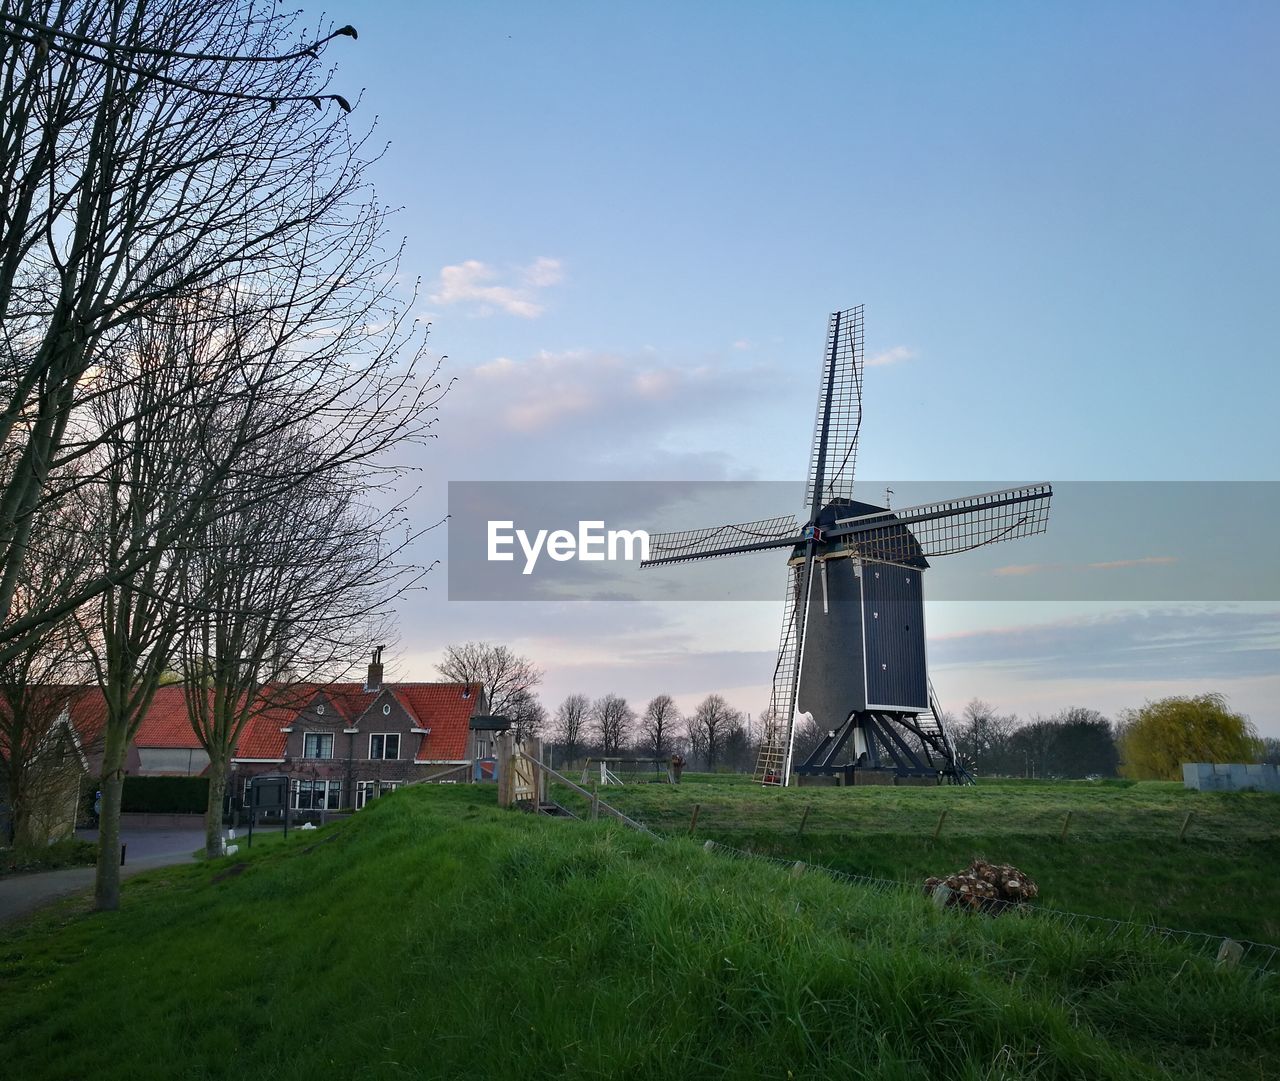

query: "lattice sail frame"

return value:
[834, 484, 1052, 563]
[642, 515, 801, 568]
[805, 305, 864, 512]
[755, 561, 807, 784]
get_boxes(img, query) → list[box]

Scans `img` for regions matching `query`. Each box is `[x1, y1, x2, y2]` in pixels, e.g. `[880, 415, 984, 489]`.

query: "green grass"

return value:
[553, 774, 1280, 945]
[1, 785, 1276, 1080]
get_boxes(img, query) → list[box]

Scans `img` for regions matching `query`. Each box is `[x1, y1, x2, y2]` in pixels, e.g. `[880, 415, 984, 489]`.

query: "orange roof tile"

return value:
[230, 681, 481, 762]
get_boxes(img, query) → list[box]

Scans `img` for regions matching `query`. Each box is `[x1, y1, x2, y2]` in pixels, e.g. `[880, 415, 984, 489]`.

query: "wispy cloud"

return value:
[993, 562, 1063, 577]
[1088, 556, 1178, 570]
[930, 606, 1280, 685]
[867, 345, 916, 367]
[429, 257, 563, 318]
[464, 348, 773, 437]
[993, 556, 1177, 578]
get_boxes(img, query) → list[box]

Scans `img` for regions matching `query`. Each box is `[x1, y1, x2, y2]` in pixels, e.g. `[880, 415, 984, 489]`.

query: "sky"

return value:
[326, 2, 1279, 736]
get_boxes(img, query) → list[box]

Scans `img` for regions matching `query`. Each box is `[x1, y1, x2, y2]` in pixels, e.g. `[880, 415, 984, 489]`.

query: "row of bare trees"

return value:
[548, 691, 753, 771]
[0, 3, 441, 907]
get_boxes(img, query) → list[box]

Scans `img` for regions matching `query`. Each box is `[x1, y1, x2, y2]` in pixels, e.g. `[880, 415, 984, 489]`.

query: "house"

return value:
[5, 656, 486, 824]
[0, 685, 100, 849]
[230, 662, 485, 812]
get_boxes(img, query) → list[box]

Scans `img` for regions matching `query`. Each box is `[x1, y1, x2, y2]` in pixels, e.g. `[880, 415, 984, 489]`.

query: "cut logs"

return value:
[924, 859, 1039, 914]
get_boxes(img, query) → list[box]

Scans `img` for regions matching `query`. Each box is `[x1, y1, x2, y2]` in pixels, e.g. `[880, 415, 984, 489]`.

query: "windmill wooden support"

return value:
[641, 306, 1053, 788]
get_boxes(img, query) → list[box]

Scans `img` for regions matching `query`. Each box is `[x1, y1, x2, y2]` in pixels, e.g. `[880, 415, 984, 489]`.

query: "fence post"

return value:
[528, 736, 544, 805]
[1179, 811, 1194, 843]
[931, 809, 948, 842]
[591, 782, 600, 821]
[1059, 810, 1072, 842]
[496, 732, 514, 808]
[688, 803, 701, 835]
[797, 803, 812, 838]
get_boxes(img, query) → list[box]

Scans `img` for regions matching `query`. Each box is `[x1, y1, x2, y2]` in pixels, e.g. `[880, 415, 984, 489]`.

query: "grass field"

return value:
[1, 784, 1277, 1080]
[552, 774, 1280, 946]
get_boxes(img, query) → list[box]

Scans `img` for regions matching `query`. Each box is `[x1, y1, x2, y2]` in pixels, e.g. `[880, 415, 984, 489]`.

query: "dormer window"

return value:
[369, 733, 400, 760]
[303, 732, 334, 760]
[382, 703, 391, 716]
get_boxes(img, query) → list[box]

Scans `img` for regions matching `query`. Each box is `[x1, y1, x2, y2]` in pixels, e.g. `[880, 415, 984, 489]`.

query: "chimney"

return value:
[365, 645, 385, 693]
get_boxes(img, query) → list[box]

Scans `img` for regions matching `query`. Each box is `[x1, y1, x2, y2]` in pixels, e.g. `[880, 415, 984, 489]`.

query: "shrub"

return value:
[120, 776, 209, 814]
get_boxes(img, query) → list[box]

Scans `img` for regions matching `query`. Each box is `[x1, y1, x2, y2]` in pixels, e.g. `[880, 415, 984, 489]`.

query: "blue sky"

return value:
[331, 2, 1280, 734]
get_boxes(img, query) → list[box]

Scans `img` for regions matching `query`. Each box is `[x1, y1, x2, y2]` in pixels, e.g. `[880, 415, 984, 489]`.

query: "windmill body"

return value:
[641, 308, 1052, 786]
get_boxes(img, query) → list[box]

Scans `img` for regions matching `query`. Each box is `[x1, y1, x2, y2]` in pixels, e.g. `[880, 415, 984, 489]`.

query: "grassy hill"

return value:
[559, 774, 1280, 944]
[1, 785, 1277, 1080]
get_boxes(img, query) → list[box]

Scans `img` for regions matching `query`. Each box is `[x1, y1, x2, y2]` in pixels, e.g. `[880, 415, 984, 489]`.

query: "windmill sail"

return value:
[754, 560, 809, 785]
[640, 514, 802, 568]
[805, 305, 865, 514]
[834, 484, 1052, 563]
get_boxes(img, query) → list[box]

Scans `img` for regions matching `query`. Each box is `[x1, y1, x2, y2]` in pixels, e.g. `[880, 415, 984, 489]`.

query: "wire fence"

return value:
[546, 779, 1279, 978]
[698, 837, 1279, 978]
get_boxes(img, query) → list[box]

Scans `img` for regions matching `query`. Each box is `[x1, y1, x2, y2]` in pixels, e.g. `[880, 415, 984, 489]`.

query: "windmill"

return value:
[639, 306, 1052, 787]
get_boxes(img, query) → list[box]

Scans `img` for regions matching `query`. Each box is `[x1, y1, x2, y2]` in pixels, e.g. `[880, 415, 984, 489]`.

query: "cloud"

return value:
[993, 562, 1063, 577]
[462, 347, 779, 440]
[429, 257, 563, 318]
[930, 605, 1280, 683]
[992, 556, 1177, 578]
[732, 339, 751, 351]
[1088, 556, 1178, 571]
[867, 345, 916, 367]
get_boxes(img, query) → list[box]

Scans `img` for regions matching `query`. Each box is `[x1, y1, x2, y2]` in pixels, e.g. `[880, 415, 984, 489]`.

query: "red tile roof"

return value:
[133, 685, 205, 748]
[9, 679, 482, 765]
[231, 681, 481, 763]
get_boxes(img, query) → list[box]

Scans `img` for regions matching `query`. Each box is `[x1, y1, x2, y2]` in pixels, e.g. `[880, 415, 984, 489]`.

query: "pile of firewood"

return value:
[924, 859, 1039, 913]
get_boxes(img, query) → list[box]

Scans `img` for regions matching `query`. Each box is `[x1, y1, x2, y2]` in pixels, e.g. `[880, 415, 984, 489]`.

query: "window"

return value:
[316, 704, 325, 715]
[303, 732, 334, 759]
[291, 779, 340, 810]
[379, 780, 401, 796]
[356, 780, 377, 809]
[369, 733, 400, 760]
[382, 703, 391, 716]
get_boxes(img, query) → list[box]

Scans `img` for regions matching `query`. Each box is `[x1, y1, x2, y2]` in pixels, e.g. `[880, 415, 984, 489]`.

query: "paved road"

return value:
[0, 828, 204, 926]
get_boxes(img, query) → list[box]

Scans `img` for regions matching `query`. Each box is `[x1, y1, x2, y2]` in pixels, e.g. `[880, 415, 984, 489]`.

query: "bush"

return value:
[120, 776, 209, 814]
[0, 837, 97, 876]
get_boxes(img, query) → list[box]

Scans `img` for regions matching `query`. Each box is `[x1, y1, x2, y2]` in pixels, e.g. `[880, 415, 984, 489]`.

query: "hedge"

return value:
[120, 776, 209, 814]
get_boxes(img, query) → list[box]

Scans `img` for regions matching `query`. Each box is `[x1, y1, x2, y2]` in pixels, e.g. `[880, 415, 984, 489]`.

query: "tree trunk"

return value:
[204, 756, 229, 859]
[93, 723, 129, 911]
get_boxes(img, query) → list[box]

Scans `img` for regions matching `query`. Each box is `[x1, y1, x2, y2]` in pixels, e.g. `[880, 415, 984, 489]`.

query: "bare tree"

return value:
[591, 694, 633, 757]
[952, 699, 1019, 776]
[436, 642, 542, 719]
[505, 688, 546, 743]
[787, 712, 826, 766]
[0, 2, 401, 663]
[552, 693, 589, 764]
[639, 694, 679, 759]
[688, 694, 742, 772]
[77, 331, 209, 910]
[178, 433, 417, 858]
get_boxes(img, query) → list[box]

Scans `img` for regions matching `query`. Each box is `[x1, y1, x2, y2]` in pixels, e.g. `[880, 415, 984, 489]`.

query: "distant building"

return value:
[8, 655, 486, 820]
[1182, 762, 1280, 793]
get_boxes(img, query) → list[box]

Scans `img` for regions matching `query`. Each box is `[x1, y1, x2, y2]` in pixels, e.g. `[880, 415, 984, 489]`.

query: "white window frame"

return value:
[303, 732, 334, 760]
[379, 780, 401, 796]
[356, 780, 378, 809]
[369, 732, 400, 761]
[291, 778, 341, 810]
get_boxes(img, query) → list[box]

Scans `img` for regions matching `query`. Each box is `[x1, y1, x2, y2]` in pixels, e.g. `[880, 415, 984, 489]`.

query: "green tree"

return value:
[1117, 693, 1260, 780]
